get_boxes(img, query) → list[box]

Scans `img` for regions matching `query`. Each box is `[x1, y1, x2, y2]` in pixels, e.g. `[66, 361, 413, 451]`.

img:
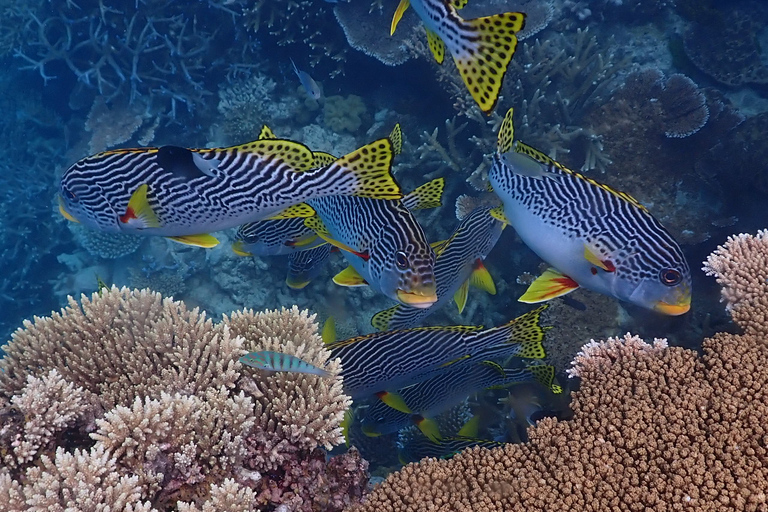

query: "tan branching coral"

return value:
[348, 233, 768, 511]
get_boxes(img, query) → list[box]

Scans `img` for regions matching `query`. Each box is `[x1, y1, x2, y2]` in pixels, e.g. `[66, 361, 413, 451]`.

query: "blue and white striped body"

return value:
[285, 244, 334, 289]
[233, 218, 325, 257]
[239, 350, 330, 377]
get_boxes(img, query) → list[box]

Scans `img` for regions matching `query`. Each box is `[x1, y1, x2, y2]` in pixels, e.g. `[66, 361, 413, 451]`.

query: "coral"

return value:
[323, 94, 368, 134]
[69, 222, 144, 260]
[84, 95, 152, 154]
[346, 233, 768, 511]
[0, 288, 362, 511]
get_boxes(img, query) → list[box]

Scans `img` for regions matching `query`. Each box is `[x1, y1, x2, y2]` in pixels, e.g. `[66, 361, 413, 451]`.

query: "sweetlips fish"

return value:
[325, 305, 548, 400]
[58, 135, 401, 248]
[285, 244, 334, 289]
[232, 217, 325, 257]
[487, 108, 692, 315]
[360, 360, 560, 439]
[390, 0, 525, 114]
[372, 195, 504, 330]
[239, 350, 330, 378]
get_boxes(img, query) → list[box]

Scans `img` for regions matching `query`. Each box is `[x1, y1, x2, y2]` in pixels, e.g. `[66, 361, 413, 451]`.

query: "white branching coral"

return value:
[567, 333, 669, 378]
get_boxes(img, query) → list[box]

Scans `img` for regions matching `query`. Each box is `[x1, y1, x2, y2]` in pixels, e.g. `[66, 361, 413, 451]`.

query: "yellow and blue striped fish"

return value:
[58, 136, 401, 248]
[488, 108, 692, 315]
[239, 350, 330, 378]
[360, 361, 560, 438]
[372, 198, 504, 330]
[326, 305, 548, 399]
[285, 244, 334, 289]
[390, 0, 525, 114]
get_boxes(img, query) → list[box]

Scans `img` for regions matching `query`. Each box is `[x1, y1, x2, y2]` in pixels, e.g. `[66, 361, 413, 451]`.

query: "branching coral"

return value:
[0, 287, 364, 511]
[347, 230, 768, 511]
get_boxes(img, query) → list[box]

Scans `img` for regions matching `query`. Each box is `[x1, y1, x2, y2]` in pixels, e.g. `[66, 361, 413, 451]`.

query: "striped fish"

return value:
[390, 0, 525, 114]
[487, 108, 692, 315]
[58, 136, 401, 247]
[305, 176, 444, 307]
[371, 197, 504, 330]
[232, 217, 325, 257]
[326, 305, 548, 399]
[239, 350, 331, 378]
[285, 244, 334, 289]
[398, 434, 505, 464]
[361, 361, 560, 438]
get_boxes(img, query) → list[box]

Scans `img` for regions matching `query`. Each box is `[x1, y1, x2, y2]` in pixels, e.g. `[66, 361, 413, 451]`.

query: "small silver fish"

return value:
[239, 350, 331, 378]
[291, 59, 322, 100]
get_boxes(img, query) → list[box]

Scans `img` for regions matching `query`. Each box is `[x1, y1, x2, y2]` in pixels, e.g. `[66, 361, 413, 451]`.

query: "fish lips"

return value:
[653, 299, 691, 316]
[396, 289, 438, 308]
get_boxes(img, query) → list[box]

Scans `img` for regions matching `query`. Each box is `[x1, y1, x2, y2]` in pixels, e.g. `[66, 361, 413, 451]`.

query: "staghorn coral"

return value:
[346, 232, 768, 512]
[0, 288, 364, 511]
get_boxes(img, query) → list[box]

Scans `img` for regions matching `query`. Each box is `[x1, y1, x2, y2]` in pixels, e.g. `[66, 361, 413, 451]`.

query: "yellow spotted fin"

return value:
[267, 203, 317, 220]
[312, 151, 337, 168]
[376, 390, 413, 414]
[497, 108, 515, 153]
[119, 184, 161, 228]
[331, 138, 401, 200]
[228, 138, 316, 171]
[489, 205, 510, 225]
[519, 267, 580, 303]
[333, 265, 369, 287]
[527, 364, 563, 394]
[390, 0, 410, 35]
[402, 177, 445, 211]
[258, 125, 277, 140]
[389, 123, 403, 156]
[371, 304, 400, 331]
[322, 317, 337, 345]
[425, 28, 446, 64]
[167, 234, 220, 248]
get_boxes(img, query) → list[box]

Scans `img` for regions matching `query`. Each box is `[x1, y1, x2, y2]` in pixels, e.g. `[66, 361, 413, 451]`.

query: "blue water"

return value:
[1, 0, 766, 480]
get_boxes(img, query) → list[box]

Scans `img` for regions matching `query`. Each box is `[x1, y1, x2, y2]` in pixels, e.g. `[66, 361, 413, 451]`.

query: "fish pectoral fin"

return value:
[489, 206, 510, 225]
[469, 259, 496, 294]
[403, 177, 445, 211]
[453, 12, 525, 113]
[389, 124, 403, 156]
[167, 234, 219, 248]
[376, 391, 412, 414]
[424, 28, 446, 64]
[583, 245, 616, 272]
[288, 232, 321, 248]
[268, 203, 316, 220]
[478, 360, 506, 378]
[231, 241, 253, 257]
[258, 125, 277, 140]
[453, 280, 470, 314]
[457, 414, 481, 438]
[390, 0, 410, 36]
[120, 184, 161, 228]
[285, 276, 310, 289]
[58, 196, 79, 223]
[321, 317, 336, 345]
[519, 268, 579, 303]
[371, 305, 400, 331]
[333, 265, 369, 287]
[414, 415, 442, 442]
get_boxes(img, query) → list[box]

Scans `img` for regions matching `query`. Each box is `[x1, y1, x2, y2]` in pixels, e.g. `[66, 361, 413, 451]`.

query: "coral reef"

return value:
[323, 95, 368, 134]
[346, 229, 768, 511]
[0, 287, 364, 511]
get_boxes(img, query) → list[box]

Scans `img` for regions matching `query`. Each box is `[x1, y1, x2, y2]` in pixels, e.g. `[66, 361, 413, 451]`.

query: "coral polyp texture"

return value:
[347, 230, 768, 511]
[0, 287, 364, 511]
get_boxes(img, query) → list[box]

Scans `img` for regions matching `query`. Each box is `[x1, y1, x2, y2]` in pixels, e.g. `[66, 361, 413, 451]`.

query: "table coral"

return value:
[347, 230, 768, 511]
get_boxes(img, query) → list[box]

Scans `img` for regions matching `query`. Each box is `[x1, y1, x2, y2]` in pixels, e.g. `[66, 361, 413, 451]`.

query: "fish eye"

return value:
[659, 268, 682, 286]
[395, 251, 408, 269]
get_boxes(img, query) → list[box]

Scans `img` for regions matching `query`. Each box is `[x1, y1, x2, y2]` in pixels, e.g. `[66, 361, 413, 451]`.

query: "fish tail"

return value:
[321, 138, 402, 200]
[502, 305, 548, 359]
[450, 11, 525, 114]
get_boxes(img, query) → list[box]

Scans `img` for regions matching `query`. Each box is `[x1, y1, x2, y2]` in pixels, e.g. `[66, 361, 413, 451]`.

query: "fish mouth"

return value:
[231, 241, 253, 257]
[653, 299, 691, 316]
[57, 196, 79, 223]
[396, 290, 438, 308]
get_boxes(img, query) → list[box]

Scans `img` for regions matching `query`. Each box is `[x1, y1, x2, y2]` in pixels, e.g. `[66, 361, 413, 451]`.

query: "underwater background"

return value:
[1, 0, 767, 497]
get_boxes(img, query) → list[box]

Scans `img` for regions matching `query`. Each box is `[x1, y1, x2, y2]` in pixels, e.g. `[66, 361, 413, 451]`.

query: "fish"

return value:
[58, 136, 402, 247]
[397, 434, 505, 464]
[487, 108, 692, 315]
[371, 197, 504, 330]
[285, 244, 334, 289]
[326, 305, 548, 399]
[306, 176, 444, 307]
[390, 0, 525, 114]
[239, 350, 331, 378]
[360, 361, 560, 438]
[290, 58, 322, 100]
[232, 217, 325, 257]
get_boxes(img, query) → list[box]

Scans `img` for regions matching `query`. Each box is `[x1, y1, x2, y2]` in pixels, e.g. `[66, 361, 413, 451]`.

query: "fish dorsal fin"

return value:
[527, 364, 563, 394]
[327, 324, 483, 350]
[390, 0, 410, 36]
[457, 414, 481, 438]
[227, 138, 315, 171]
[258, 125, 277, 140]
[389, 123, 403, 156]
[470, 260, 496, 294]
[331, 138, 402, 200]
[514, 141, 650, 213]
[451, 0, 468, 8]
[519, 268, 579, 304]
[425, 28, 446, 64]
[498, 108, 515, 153]
[267, 203, 316, 220]
[454, 12, 525, 113]
[403, 177, 445, 211]
[312, 151, 337, 168]
[453, 280, 470, 314]
[120, 184, 161, 228]
[489, 205, 509, 225]
[333, 265, 369, 287]
[167, 234, 219, 248]
[371, 305, 400, 331]
[322, 317, 336, 345]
